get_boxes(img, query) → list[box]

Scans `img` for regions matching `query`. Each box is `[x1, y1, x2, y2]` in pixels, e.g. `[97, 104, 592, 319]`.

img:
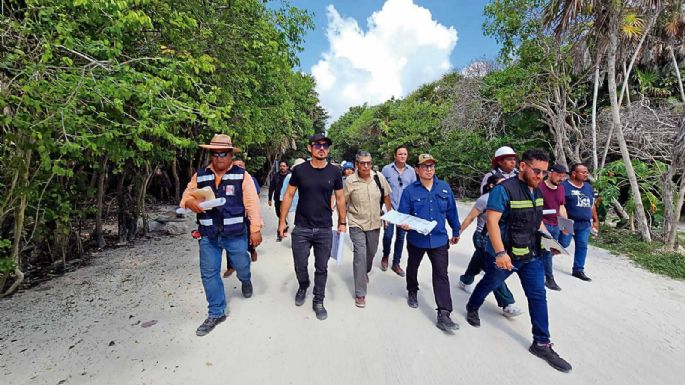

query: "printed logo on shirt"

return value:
[575, 194, 592, 208]
[225, 185, 235, 196]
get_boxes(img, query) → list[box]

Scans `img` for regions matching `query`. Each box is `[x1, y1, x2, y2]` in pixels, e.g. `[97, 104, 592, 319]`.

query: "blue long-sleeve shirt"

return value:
[398, 177, 460, 249]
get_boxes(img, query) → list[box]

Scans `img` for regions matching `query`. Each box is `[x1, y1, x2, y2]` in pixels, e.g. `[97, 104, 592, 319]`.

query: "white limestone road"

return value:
[1, 195, 683, 385]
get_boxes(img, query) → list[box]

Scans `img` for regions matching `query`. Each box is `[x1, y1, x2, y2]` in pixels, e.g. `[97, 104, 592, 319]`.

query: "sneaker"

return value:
[295, 288, 307, 306]
[572, 271, 592, 281]
[545, 276, 562, 291]
[355, 296, 366, 308]
[436, 310, 459, 331]
[241, 281, 253, 298]
[502, 304, 523, 318]
[391, 264, 406, 277]
[407, 291, 418, 308]
[313, 302, 328, 320]
[223, 268, 235, 278]
[458, 280, 474, 294]
[381, 256, 389, 271]
[250, 250, 258, 262]
[195, 315, 227, 336]
[529, 342, 572, 372]
[466, 308, 480, 327]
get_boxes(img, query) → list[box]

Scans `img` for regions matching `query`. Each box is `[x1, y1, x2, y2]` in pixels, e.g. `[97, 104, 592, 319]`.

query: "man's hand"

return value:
[450, 236, 460, 245]
[185, 198, 205, 214]
[399, 224, 411, 231]
[268, 200, 272, 207]
[338, 224, 347, 233]
[591, 223, 599, 237]
[250, 231, 262, 248]
[495, 253, 514, 271]
[278, 222, 287, 238]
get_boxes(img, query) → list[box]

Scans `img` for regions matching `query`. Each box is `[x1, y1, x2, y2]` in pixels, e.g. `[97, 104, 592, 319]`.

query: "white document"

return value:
[330, 230, 346, 265]
[557, 216, 575, 235]
[381, 210, 437, 236]
[175, 198, 227, 214]
[540, 234, 569, 255]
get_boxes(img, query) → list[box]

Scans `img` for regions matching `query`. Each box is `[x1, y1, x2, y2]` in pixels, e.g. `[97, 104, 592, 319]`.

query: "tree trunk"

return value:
[171, 156, 180, 202]
[607, 19, 652, 242]
[135, 163, 154, 237]
[662, 166, 676, 248]
[94, 154, 108, 249]
[670, 47, 685, 104]
[622, 62, 630, 106]
[591, 64, 600, 172]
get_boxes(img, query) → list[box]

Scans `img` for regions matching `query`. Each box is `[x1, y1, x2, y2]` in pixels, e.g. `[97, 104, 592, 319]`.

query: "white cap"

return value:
[494, 146, 516, 158]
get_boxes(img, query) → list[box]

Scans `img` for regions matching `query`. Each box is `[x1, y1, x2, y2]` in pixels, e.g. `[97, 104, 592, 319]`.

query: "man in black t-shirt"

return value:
[279, 133, 347, 321]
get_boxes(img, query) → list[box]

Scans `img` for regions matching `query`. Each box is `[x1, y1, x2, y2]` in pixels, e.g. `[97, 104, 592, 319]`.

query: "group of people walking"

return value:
[180, 133, 600, 373]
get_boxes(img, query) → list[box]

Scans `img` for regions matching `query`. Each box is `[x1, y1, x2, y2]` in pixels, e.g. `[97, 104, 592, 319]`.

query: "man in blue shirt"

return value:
[560, 163, 599, 282]
[381, 145, 417, 276]
[465, 149, 572, 373]
[398, 154, 460, 331]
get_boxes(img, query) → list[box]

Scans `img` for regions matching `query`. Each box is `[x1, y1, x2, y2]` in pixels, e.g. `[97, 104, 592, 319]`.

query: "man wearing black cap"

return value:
[539, 164, 569, 291]
[278, 133, 347, 320]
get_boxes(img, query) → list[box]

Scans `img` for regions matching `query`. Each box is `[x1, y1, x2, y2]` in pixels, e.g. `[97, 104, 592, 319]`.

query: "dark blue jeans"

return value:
[291, 226, 332, 303]
[467, 252, 550, 344]
[560, 225, 591, 272]
[542, 224, 561, 279]
[460, 232, 515, 308]
[382, 224, 406, 266]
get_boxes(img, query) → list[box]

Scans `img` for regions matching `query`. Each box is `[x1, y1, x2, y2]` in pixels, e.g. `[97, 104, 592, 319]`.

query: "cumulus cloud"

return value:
[312, 0, 458, 122]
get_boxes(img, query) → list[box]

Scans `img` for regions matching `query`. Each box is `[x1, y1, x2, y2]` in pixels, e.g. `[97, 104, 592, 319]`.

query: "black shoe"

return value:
[407, 291, 418, 308]
[195, 315, 227, 336]
[295, 288, 307, 306]
[466, 308, 480, 327]
[241, 281, 253, 298]
[313, 302, 328, 320]
[545, 276, 562, 291]
[436, 310, 459, 331]
[529, 342, 573, 372]
[572, 271, 592, 281]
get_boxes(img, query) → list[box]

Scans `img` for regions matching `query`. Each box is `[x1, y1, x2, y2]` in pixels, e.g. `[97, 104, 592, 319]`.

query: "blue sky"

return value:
[284, 0, 502, 122]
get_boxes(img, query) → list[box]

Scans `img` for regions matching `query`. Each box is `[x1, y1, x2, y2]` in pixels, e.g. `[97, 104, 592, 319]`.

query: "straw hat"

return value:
[199, 134, 240, 151]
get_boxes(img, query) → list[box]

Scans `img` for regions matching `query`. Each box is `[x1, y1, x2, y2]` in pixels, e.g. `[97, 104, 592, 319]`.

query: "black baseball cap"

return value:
[309, 133, 332, 145]
[550, 164, 569, 174]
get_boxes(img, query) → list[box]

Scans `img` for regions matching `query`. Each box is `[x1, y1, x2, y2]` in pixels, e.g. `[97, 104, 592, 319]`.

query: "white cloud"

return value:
[312, 0, 458, 123]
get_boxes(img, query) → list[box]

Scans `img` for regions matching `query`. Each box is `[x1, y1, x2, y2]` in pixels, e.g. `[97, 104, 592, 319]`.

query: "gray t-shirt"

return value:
[475, 193, 489, 232]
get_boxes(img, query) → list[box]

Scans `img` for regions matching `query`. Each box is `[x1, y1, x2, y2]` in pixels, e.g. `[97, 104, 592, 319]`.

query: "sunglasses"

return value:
[357, 161, 372, 167]
[398, 176, 403, 187]
[210, 151, 231, 158]
[419, 164, 435, 170]
[524, 162, 547, 176]
[311, 142, 330, 150]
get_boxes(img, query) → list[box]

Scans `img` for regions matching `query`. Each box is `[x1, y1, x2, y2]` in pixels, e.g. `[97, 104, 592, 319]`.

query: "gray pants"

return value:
[349, 227, 381, 297]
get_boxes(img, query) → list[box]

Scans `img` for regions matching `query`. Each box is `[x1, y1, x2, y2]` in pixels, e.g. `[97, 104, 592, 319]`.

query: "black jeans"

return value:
[291, 226, 332, 303]
[406, 242, 452, 313]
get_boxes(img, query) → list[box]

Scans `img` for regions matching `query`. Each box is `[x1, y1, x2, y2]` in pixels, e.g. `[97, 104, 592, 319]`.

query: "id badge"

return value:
[225, 185, 235, 196]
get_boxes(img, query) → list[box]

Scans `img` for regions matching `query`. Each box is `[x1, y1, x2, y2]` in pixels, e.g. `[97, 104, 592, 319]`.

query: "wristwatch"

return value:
[339, 222, 347, 226]
[495, 250, 507, 258]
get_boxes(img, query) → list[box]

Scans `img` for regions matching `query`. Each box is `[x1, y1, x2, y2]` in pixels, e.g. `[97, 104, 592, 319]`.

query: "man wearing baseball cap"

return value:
[480, 146, 518, 194]
[180, 134, 263, 336]
[539, 163, 570, 291]
[398, 154, 461, 331]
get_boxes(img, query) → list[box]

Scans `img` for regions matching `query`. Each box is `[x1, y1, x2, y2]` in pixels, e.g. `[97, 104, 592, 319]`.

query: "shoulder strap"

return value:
[373, 173, 384, 213]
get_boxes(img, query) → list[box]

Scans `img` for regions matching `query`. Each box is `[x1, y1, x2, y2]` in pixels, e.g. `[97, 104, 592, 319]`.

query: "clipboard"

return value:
[557, 216, 575, 235]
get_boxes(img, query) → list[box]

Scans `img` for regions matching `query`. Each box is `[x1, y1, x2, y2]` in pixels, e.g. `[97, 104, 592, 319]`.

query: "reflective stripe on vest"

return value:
[197, 174, 214, 183]
[511, 246, 530, 256]
[510, 200, 534, 209]
[222, 174, 244, 181]
[199, 219, 213, 226]
[223, 217, 244, 225]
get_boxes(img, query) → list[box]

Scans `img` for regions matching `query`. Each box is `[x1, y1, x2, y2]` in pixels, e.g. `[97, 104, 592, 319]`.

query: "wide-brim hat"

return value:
[199, 134, 240, 151]
[491, 146, 517, 167]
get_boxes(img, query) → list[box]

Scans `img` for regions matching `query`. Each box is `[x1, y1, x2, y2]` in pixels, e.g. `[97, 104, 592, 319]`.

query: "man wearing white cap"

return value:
[480, 146, 518, 194]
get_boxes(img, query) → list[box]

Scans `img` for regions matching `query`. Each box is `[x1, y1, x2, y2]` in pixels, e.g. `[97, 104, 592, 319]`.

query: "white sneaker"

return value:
[502, 304, 523, 317]
[458, 280, 474, 294]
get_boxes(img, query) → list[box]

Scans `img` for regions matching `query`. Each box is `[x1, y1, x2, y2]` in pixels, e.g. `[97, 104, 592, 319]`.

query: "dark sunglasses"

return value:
[357, 161, 372, 167]
[210, 151, 231, 158]
[398, 176, 403, 187]
[524, 162, 547, 176]
[312, 142, 330, 150]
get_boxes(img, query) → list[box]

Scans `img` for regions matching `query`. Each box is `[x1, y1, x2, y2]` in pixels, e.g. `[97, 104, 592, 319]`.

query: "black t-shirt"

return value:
[289, 161, 343, 228]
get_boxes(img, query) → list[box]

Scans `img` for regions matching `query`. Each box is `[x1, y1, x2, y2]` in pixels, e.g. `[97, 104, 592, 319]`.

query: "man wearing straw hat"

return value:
[180, 134, 263, 336]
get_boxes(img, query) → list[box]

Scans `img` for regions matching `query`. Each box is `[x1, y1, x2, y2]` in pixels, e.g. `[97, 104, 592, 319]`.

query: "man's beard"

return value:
[525, 172, 540, 188]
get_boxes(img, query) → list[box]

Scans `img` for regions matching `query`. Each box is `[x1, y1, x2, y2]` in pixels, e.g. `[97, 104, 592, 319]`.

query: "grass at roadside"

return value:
[591, 226, 685, 279]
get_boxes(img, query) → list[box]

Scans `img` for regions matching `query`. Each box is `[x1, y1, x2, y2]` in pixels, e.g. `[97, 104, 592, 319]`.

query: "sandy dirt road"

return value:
[1, 196, 683, 385]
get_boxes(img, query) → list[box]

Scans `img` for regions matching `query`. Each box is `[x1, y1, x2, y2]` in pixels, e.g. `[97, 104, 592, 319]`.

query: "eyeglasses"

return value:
[210, 151, 231, 158]
[357, 161, 372, 167]
[419, 164, 435, 170]
[312, 142, 330, 150]
[525, 162, 547, 176]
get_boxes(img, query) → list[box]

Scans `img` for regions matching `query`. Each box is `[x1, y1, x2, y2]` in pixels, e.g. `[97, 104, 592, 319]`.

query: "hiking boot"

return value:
[572, 271, 592, 282]
[295, 288, 307, 306]
[466, 308, 481, 327]
[223, 268, 235, 278]
[545, 276, 562, 291]
[195, 315, 227, 336]
[381, 256, 389, 271]
[250, 250, 258, 262]
[458, 279, 474, 294]
[313, 302, 328, 320]
[241, 281, 253, 298]
[502, 304, 523, 318]
[355, 296, 366, 308]
[391, 264, 406, 277]
[407, 291, 418, 308]
[436, 310, 459, 331]
[529, 342, 573, 373]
